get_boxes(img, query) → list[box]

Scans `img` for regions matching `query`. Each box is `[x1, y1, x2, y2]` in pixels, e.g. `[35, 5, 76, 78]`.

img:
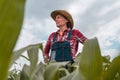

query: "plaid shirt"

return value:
[43, 28, 87, 59]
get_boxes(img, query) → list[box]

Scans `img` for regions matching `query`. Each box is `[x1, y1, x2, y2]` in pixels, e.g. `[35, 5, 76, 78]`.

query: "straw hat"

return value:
[51, 10, 74, 28]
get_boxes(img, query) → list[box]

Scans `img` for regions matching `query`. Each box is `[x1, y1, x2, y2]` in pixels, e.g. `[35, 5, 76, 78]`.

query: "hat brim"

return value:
[51, 10, 74, 28]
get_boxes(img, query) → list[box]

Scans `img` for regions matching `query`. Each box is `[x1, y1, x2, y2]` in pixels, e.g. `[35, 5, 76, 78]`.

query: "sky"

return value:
[13, 0, 120, 68]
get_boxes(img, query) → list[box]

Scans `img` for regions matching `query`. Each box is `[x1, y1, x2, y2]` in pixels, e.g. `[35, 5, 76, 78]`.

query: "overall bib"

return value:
[50, 29, 73, 62]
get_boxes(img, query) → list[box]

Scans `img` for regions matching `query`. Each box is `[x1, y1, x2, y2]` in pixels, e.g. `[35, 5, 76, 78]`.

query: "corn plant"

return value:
[9, 38, 120, 80]
[0, 0, 26, 80]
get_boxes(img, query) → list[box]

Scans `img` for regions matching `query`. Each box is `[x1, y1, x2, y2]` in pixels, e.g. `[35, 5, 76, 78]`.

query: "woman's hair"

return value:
[67, 22, 72, 29]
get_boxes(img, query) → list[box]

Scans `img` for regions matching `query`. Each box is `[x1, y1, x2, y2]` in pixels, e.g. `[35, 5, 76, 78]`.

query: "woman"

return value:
[43, 10, 87, 63]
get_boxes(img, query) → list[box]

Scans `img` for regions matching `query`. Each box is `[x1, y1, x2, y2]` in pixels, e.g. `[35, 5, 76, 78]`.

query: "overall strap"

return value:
[67, 29, 72, 39]
[53, 32, 56, 42]
[53, 29, 72, 42]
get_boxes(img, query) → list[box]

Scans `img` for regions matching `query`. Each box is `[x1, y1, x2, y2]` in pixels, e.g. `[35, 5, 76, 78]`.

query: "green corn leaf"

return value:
[11, 43, 42, 80]
[102, 55, 111, 63]
[10, 43, 42, 68]
[103, 55, 120, 80]
[44, 62, 69, 80]
[21, 55, 30, 61]
[20, 61, 45, 80]
[10, 45, 31, 68]
[20, 64, 30, 80]
[74, 52, 81, 64]
[79, 37, 103, 80]
[27, 45, 39, 79]
[0, 0, 26, 80]
[33, 62, 45, 80]
[39, 43, 44, 53]
[60, 67, 85, 80]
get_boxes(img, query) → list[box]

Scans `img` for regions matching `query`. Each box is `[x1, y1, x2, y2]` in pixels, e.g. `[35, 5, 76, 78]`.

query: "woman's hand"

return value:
[43, 56, 49, 64]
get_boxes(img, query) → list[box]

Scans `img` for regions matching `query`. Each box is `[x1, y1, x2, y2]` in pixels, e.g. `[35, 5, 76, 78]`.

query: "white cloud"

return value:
[67, 0, 96, 15]
[15, 28, 36, 50]
[95, 15, 120, 59]
[98, 0, 120, 16]
[66, 0, 96, 23]
[103, 49, 119, 60]
[96, 16, 120, 40]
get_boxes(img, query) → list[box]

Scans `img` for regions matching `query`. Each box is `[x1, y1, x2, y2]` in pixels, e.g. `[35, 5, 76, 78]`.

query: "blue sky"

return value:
[14, 0, 120, 66]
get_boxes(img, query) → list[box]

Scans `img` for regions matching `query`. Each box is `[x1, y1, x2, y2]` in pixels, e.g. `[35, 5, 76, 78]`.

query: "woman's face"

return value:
[55, 15, 68, 28]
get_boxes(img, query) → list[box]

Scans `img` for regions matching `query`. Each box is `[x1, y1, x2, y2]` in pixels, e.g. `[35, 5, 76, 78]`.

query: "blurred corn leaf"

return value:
[10, 43, 43, 67]
[11, 43, 44, 80]
[60, 68, 86, 80]
[79, 37, 103, 80]
[102, 55, 111, 63]
[0, 0, 26, 80]
[20, 64, 29, 80]
[27, 45, 39, 79]
[74, 52, 81, 64]
[61, 37, 103, 80]
[39, 43, 44, 52]
[103, 55, 120, 80]
[33, 62, 45, 80]
[20, 62, 46, 80]
[44, 62, 70, 80]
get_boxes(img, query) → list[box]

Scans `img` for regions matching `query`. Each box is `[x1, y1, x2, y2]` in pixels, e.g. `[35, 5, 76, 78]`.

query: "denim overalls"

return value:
[50, 29, 73, 62]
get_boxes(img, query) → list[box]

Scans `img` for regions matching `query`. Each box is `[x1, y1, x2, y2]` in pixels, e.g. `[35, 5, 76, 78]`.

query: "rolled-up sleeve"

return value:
[43, 33, 54, 59]
[43, 40, 50, 59]
[75, 29, 87, 44]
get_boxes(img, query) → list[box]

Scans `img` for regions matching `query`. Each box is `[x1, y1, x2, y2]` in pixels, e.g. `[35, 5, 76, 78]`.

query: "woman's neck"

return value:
[59, 26, 67, 36]
[59, 26, 67, 32]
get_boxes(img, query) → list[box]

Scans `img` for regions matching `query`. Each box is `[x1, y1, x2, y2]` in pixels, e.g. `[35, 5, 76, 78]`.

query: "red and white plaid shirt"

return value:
[43, 28, 87, 59]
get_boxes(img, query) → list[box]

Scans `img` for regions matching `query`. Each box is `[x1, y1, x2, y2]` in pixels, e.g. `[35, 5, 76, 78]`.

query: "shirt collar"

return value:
[56, 28, 71, 34]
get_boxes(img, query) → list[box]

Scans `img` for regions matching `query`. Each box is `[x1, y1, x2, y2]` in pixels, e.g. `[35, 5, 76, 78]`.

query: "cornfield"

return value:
[0, 0, 120, 80]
